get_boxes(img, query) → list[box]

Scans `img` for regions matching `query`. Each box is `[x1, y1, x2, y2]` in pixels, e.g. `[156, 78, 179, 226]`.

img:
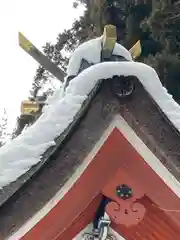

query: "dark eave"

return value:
[0, 78, 179, 239]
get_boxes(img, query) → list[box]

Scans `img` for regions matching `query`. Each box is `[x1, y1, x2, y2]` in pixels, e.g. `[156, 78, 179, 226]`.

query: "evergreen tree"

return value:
[143, 0, 180, 102]
[12, 0, 180, 137]
[29, 0, 180, 101]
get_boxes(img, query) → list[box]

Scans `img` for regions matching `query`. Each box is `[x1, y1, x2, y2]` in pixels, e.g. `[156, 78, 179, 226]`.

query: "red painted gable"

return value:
[22, 127, 180, 240]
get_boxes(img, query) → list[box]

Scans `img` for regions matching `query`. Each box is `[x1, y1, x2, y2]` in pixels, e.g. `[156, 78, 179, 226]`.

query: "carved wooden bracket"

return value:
[101, 169, 146, 227]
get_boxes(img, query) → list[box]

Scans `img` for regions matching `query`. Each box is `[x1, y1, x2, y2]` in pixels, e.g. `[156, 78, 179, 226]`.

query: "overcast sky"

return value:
[0, 0, 84, 129]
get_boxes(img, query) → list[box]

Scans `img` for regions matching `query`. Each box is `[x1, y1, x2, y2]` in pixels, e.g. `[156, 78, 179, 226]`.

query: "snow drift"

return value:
[0, 38, 180, 189]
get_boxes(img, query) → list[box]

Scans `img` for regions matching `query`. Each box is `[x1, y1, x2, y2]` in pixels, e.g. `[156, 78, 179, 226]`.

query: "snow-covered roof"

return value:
[67, 37, 133, 76]
[0, 38, 180, 189]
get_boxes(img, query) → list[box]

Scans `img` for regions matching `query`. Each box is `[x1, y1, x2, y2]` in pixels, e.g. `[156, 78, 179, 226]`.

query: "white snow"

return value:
[66, 61, 180, 129]
[0, 38, 180, 189]
[67, 36, 133, 76]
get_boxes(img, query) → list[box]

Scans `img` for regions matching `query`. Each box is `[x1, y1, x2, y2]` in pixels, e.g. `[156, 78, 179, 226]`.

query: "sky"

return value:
[0, 0, 85, 130]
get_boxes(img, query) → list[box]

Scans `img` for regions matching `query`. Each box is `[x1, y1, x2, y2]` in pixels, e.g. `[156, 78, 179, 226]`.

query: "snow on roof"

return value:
[0, 60, 180, 188]
[67, 36, 133, 76]
[0, 35, 180, 189]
